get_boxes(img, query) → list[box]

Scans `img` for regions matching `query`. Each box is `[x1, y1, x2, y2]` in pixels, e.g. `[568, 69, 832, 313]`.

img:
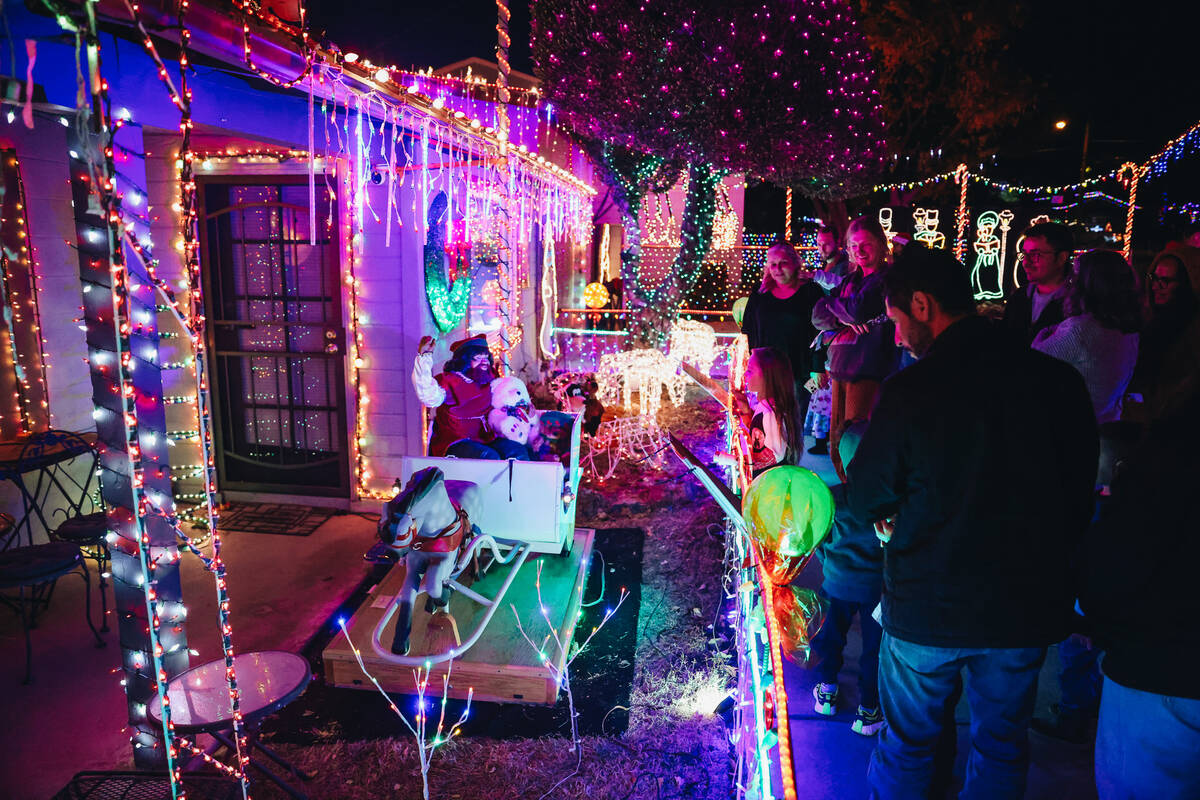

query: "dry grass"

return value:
[256, 388, 734, 800]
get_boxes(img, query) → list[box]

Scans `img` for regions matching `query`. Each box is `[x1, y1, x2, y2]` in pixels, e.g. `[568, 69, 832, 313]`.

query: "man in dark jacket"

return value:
[848, 245, 1098, 799]
[1082, 385, 1200, 798]
[1003, 221, 1074, 344]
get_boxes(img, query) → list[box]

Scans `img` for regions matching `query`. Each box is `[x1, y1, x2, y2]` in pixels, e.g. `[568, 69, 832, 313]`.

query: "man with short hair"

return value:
[849, 244, 1098, 799]
[1004, 221, 1074, 344]
[810, 225, 851, 292]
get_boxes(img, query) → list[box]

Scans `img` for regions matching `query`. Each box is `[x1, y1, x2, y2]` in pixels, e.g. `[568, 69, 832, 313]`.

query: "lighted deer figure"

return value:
[378, 467, 482, 655]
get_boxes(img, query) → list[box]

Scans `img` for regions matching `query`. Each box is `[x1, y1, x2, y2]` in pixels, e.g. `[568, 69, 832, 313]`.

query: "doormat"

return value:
[259, 527, 644, 744]
[216, 503, 340, 537]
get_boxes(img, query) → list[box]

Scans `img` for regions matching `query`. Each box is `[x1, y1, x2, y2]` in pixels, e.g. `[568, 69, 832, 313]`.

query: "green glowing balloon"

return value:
[731, 296, 749, 328]
[743, 466, 834, 583]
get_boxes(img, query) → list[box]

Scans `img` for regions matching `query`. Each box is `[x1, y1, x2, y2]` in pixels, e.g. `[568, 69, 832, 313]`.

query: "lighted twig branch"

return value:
[337, 619, 473, 800]
[511, 559, 629, 798]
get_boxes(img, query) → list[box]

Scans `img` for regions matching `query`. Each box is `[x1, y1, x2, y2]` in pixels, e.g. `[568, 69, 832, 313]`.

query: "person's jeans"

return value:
[1095, 675, 1200, 800]
[869, 633, 1046, 800]
[810, 593, 883, 709]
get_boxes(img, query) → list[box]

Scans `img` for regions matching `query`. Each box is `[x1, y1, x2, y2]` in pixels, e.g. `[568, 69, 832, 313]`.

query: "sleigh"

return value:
[325, 413, 589, 694]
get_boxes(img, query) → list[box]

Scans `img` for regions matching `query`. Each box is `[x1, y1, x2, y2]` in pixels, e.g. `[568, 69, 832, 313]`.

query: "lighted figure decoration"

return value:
[583, 281, 610, 309]
[999, 209, 1017, 288]
[378, 467, 481, 655]
[412, 334, 498, 457]
[643, 184, 682, 248]
[970, 211, 1005, 300]
[596, 349, 687, 419]
[913, 208, 946, 250]
[878, 207, 896, 246]
[423, 192, 471, 333]
[742, 465, 834, 662]
[596, 224, 615, 284]
[669, 319, 718, 376]
[582, 414, 668, 481]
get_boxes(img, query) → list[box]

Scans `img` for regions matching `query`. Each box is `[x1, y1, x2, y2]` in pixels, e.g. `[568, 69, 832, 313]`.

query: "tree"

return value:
[858, 0, 1034, 182]
[532, 0, 887, 345]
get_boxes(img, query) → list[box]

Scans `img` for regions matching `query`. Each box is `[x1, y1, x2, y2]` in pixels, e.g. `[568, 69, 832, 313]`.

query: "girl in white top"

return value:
[731, 347, 803, 478]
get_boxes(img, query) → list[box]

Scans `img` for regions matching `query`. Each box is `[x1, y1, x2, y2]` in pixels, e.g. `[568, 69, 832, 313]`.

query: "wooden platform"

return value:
[323, 528, 594, 705]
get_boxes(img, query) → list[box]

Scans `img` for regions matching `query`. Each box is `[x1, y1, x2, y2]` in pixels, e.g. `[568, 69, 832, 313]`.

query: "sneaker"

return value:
[852, 706, 884, 736]
[813, 683, 838, 716]
[807, 439, 829, 455]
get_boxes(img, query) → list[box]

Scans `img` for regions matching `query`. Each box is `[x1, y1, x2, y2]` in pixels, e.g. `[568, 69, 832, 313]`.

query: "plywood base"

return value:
[323, 529, 594, 705]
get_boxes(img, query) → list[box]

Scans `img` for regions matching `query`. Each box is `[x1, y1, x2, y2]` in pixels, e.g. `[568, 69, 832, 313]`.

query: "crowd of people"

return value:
[736, 218, 1200, 799]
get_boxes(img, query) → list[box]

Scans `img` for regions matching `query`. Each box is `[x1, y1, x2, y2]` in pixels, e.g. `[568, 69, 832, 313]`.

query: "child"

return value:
[731, 347, 803, 478]
[809, 422, 885, 735]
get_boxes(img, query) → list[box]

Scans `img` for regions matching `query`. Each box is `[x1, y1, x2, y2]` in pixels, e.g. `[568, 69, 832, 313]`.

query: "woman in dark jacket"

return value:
[812, 216, 899, 479]
[741, 241, 825, 423]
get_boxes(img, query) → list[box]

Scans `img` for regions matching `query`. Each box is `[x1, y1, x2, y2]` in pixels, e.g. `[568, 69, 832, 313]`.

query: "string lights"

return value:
[0, 150, 51, 437]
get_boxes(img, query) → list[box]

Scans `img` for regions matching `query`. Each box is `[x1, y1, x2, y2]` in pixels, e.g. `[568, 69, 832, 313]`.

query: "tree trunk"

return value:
[628, 162, 721, 347]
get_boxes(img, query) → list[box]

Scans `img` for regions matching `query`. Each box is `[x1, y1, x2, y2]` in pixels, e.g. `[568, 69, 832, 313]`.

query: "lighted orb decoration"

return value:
[583, 281, 610, 309]
[731, 296, 749, 328]
[743, 465, 834, 664]
[743, 465, 833, 585]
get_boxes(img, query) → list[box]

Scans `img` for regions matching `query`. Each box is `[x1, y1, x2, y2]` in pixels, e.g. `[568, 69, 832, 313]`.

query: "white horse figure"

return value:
[378, 467, 482, 655]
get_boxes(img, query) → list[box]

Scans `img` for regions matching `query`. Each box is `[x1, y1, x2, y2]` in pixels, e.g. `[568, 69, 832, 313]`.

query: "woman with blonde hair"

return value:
[740, 240, 825, 423]
[812, 216, 899, 480]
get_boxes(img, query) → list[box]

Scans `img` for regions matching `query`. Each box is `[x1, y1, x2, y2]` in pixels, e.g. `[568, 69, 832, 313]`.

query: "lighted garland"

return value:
[422, 192, 471, 332]
[111, 2, 251, 790]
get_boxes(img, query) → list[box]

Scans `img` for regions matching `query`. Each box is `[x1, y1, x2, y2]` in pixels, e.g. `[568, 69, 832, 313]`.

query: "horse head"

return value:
[379, 467, 450, 555]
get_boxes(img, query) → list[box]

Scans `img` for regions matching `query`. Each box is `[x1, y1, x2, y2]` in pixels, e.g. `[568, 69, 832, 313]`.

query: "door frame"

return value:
[197, 173, 351, 499]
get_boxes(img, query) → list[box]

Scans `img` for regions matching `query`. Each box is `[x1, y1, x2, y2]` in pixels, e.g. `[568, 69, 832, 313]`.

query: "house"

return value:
[1, 0, 595, 769]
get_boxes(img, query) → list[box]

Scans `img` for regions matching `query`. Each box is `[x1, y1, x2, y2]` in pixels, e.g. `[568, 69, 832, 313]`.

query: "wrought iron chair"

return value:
[0, 509, 104, 683]
[14, 430, 112, 631]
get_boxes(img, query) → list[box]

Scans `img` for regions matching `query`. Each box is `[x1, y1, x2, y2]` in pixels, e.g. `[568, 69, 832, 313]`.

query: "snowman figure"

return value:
[970, 211, 1004, 300]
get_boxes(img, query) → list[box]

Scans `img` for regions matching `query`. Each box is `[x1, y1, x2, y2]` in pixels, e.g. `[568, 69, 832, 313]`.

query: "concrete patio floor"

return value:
[0, 510, 379, 799]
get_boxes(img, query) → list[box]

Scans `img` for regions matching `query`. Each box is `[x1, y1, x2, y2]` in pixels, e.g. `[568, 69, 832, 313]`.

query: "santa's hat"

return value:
[449, 334, 489, 360]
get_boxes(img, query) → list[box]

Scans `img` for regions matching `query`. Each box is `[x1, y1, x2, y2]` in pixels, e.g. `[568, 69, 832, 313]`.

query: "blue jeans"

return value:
[869, 633, 1046, 800]
[1095, 676, 1200, 800]
[811, 593, 883, 709]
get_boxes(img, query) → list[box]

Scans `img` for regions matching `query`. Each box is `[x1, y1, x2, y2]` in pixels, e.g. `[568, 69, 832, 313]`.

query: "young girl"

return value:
[732, 347, 803, 477]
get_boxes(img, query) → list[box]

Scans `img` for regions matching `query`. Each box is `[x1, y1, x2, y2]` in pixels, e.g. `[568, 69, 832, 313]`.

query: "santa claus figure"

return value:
[411, 334, 497, 456]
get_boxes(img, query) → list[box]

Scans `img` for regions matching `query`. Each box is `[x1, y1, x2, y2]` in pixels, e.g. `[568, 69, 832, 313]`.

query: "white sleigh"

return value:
[370, 413, 583, 665]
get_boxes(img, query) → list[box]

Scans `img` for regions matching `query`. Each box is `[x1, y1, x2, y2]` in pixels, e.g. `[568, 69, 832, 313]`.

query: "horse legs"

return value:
[390, 556, 426, 655]
[422, 555, 456, 613]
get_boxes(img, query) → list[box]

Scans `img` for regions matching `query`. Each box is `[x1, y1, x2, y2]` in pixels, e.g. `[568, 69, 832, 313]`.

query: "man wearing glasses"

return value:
[1004, 221, 1074, 344]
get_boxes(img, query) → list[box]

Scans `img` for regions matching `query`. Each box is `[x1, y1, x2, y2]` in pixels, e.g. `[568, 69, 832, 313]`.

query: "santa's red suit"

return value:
[412, 337, 495, 456]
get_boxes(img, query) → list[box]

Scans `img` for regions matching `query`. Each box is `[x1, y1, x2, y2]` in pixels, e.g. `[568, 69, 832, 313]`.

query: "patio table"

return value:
[148, 650, 313, 799]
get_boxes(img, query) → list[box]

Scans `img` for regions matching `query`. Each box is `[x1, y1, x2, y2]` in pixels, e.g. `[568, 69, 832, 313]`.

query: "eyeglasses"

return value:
[1150, 274, 1180, 286]
[1016, 249, 1058, 263]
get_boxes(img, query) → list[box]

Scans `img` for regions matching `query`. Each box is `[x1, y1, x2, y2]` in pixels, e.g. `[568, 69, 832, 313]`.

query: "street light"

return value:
[1054, 119, 1068, 130]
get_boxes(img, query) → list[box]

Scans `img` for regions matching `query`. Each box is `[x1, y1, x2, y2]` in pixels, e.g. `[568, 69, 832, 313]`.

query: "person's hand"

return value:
[1068, 632, 1094, 650]
[815, 371, 830, 390]
[850, 323, 871, 336]
[418, 335, 436, 356]
[874, 518, 895, 545]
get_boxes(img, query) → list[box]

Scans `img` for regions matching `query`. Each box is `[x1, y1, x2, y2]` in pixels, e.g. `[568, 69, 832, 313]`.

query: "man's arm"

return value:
[846, 382, 908, 525]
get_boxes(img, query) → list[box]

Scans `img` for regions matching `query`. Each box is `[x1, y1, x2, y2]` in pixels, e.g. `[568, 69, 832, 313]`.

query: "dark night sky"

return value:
[306, 1, 1197, 205]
